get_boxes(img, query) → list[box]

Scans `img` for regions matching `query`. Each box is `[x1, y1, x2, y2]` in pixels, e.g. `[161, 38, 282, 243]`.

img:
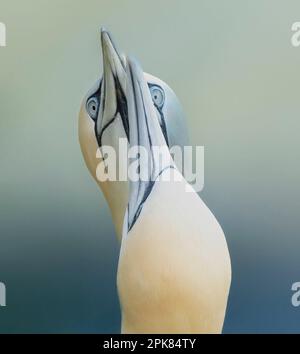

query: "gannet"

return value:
[79, 29, 189, 240]
[78, 29, 231, 333]
[117, 57, 231, 334]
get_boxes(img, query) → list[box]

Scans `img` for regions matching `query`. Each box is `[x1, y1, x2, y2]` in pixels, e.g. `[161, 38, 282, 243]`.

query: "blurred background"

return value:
[0, 0, 300, 333]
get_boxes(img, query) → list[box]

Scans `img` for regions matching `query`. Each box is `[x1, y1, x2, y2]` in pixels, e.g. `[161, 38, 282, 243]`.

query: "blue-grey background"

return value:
[0, 0, 300, 333]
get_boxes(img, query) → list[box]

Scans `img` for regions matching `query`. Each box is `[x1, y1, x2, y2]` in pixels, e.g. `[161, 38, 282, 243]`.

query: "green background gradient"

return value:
[0, 0, 300, 333]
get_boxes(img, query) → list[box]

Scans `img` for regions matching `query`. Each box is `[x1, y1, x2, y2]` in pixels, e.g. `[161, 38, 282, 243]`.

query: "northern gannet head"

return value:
[78, 28, 189, 240]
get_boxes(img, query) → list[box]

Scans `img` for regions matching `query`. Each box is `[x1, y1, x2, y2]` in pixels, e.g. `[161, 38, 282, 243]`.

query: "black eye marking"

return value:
[86, 80, 102, 121]
[86, 97, 99, 120]
[149, 84, 165, 109]
[147, 83, 169, 147]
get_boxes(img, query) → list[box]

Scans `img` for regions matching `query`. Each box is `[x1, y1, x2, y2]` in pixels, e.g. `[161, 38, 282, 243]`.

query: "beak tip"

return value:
[100, 27, 112, 48]
[100, 26, 107, 34]
[126, 56, 143, 79]
[100, 27, 109, 44]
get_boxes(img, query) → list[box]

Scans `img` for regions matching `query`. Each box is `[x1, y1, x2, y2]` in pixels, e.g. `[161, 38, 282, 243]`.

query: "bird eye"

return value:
[86, 97, 99, 120]
[150, 86, 165, 109]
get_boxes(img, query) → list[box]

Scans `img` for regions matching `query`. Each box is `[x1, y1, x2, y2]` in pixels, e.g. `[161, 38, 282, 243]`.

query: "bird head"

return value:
[78, 28, 189, 239]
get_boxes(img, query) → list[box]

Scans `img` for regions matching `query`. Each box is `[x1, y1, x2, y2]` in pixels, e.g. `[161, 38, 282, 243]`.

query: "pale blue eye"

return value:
[150, 86, 165, 109]
[86, 97, 99, 120]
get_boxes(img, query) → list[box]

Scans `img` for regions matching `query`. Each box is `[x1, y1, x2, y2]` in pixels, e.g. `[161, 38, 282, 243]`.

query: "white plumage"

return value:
[78, 29, 231, 333]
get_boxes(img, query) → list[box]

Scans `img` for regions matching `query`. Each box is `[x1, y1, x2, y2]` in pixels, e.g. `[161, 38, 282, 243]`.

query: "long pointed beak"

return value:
[97, 28, 127, 135]
[101, 28, 126, 87]
[125, 57, 173, 231]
